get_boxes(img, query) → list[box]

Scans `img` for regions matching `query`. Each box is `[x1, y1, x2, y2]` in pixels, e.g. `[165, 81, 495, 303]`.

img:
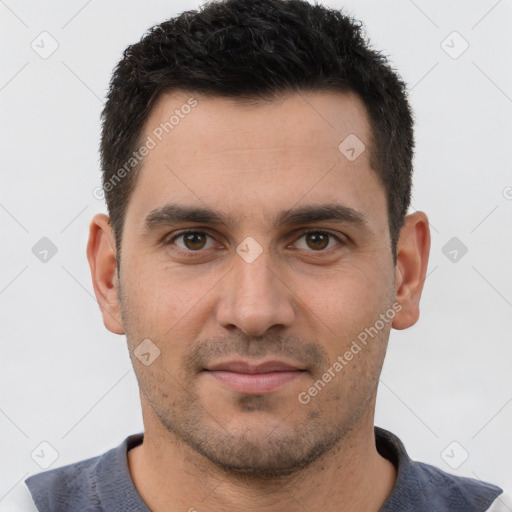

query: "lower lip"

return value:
[206, 370, 303, 394]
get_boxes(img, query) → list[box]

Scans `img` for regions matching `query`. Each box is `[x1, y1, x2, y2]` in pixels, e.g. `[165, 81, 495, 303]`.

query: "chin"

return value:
[169, 416, 344, 478]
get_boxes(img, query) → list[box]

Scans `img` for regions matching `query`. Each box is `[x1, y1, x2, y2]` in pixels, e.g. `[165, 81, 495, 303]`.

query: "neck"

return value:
[128, 397, 397, 512]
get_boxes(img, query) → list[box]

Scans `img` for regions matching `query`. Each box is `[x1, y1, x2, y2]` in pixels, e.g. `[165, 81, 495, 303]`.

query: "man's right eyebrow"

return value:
[144, 204, 230, 230]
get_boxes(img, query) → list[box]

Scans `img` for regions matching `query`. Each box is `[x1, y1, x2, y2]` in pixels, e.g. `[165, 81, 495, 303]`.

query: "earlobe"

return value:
[86, 213, 125, 334]
[391, 212, 431, 331]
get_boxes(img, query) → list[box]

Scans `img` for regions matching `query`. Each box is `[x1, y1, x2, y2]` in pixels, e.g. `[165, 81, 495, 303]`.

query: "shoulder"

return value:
[375, 427, 506, 512]
[485, 492, 512, 512]
[23, 433, 144, 512]
[0, 455, 99, 512]
[485, 492, 512, 511]
[24, 451, 104, 512]
[412, 459, 505, 511]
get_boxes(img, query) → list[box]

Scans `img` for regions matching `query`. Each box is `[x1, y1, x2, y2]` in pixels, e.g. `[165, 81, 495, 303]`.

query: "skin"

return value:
[87, 90, 430, 511]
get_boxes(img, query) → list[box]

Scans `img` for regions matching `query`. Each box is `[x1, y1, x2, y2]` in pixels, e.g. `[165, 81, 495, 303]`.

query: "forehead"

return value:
[145, 89, 371, 159]
[125, 89, 386, 233]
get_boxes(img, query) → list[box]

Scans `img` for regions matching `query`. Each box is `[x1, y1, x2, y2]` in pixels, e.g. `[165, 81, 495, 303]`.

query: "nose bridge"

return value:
[216, 246, 295, 336]
[235, 249, 277, 302]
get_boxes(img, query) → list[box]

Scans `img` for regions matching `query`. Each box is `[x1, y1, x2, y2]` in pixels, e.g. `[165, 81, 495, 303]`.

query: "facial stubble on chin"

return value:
[129, 331, 381, 479]
[150, 381, 374, 479]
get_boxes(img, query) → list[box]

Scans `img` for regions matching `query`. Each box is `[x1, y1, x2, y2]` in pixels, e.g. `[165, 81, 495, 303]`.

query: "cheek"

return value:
[294, 264, 389, 328]
[120, 258, 215, 338]
[292, 263, 394, 385]
[119, 265, 220, 387]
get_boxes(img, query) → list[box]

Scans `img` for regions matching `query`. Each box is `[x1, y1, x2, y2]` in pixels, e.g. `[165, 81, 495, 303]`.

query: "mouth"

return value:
[203, 360, 307, 394]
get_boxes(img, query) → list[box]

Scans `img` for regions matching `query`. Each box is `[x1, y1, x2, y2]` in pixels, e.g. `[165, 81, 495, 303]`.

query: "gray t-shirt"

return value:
[24, 427, 505, 511]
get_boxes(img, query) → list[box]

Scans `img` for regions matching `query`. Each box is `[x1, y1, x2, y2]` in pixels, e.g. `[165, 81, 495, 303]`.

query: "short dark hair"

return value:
[100, 0, 414, 263]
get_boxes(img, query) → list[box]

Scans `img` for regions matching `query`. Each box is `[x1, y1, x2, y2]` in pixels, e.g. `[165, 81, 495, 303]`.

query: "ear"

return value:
[392, 211, 431, 330]
[86, 213, 124, 334]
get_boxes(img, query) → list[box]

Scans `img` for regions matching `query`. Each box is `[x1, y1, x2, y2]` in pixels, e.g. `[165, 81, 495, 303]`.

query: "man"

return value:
[22, 0, 508, 510]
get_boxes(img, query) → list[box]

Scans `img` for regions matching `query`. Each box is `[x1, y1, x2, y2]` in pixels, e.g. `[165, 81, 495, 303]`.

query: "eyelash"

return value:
[165, 229, 345, 254]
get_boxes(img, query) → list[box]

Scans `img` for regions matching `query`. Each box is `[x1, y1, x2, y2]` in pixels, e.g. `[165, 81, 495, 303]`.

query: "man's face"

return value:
[117, 90, 397, 475]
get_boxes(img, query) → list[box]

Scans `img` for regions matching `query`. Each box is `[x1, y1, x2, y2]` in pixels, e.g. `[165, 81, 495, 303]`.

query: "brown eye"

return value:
[305, 233, 329, 250]
[294, 231, 341, 251]
[173, 231, 215, 251]
[183, 233, 206, 250]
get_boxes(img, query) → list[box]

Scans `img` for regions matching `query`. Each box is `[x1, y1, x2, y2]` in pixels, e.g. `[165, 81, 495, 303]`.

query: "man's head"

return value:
[100, 0, 414, 263]
[88, 0, 429, 478]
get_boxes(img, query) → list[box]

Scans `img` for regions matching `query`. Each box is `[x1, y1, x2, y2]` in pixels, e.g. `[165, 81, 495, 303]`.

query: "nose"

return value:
[215, 249, 296, 337]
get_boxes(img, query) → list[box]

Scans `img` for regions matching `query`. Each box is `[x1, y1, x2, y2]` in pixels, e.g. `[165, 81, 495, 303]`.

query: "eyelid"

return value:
[295, 228, 344, 239]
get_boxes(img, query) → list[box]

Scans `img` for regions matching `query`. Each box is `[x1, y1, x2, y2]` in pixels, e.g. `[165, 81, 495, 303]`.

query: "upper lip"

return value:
[204, 360, 305, 374]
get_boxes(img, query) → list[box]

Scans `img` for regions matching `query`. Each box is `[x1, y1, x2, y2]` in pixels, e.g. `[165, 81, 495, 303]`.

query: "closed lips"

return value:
[204, 360, 306, 373]
[204, 360, 307, 394]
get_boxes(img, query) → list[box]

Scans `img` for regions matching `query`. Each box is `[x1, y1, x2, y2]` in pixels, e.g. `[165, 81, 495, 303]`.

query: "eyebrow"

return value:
[144, 203, 369, 231]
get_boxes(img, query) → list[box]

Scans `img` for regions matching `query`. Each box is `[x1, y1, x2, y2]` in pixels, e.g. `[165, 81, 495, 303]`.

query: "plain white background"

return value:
[1, 0, 511, 505]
